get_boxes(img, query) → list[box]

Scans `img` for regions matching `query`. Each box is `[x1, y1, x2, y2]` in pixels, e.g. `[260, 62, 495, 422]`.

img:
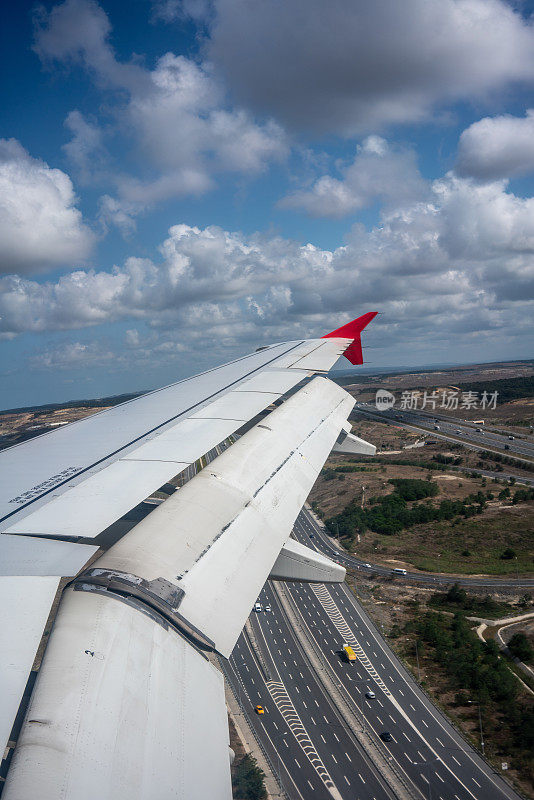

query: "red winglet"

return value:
[322, 311, 378, 365]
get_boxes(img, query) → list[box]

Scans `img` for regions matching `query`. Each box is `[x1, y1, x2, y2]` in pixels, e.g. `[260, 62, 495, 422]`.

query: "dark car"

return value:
[380, 732, 393, 742]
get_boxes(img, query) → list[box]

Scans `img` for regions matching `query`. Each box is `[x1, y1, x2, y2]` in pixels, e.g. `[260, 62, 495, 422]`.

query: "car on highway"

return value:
[309, 533, 314, 538]
[264, 604, 271, 612]
[255, 705, 265, 715]
[365, 690, 376, 699]
[508, 435, 515, 440]
[254, 602, 262, 612]
[380, 731, 393, 742]
[364, 562, 372, 568]
[392, 567, 407, 575]
[456, 429, 461, 434]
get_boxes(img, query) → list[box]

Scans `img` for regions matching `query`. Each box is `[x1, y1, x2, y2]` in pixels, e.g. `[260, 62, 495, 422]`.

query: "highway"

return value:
[354, 404, 534, 463]
[287, 517, 522, 800]
[229, 563, 522, 797]
[226, 504, 524, 799]
[228, 589, 397, 800]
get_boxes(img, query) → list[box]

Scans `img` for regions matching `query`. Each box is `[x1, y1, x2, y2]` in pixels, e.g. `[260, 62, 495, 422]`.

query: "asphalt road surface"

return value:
[229, 587, 397, 800]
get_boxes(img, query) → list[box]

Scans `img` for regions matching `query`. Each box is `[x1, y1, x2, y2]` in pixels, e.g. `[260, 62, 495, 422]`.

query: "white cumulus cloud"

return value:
[34, 0, 288, 225]
[204, 0, 534, 135]
[456, 109, 534, 181]
[1, 171, 533, 359]
[0, 138, 94, 275]
[280, 137, 427, 217]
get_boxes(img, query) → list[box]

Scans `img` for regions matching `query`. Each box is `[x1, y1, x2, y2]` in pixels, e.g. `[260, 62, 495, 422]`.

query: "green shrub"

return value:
[232, 754, 267, 800]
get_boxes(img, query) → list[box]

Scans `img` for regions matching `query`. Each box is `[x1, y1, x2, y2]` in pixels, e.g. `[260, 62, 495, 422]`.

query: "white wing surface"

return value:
[1, 339, 347, 540]
[0, 313, 377, 799]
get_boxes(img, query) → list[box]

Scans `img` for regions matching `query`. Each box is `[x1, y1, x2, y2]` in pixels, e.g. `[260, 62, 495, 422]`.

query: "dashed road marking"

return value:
[310, 584, 391, 695]
[267, 680, 338, 794]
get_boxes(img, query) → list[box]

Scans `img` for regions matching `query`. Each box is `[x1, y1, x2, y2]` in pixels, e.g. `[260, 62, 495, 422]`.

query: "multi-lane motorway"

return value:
[228, 590, 396, 800]
[226, 504, 523, 799]
[354, 403, 534, 463]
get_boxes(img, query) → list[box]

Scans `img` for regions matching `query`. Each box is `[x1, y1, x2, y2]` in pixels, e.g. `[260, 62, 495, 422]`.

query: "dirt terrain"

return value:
[337, 358, 534, 391]
[310, 420, 534, 576]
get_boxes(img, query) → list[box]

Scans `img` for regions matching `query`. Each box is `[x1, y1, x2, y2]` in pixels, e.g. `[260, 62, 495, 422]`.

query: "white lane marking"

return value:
[472, 779, 481, 788]
[310, 584, 390, 695]
[266, 679, 338, 790]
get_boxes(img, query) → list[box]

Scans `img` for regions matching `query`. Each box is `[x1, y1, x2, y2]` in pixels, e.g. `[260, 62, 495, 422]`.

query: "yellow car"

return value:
[255, 705, 265, 715]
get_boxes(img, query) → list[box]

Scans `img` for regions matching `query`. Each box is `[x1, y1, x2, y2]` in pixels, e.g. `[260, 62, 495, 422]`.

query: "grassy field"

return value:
[310, 421, 534, 577]
[332, 499, 534, 576]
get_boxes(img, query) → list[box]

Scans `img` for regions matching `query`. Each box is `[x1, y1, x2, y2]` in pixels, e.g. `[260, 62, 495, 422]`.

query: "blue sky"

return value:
[1, 0, 534, 409]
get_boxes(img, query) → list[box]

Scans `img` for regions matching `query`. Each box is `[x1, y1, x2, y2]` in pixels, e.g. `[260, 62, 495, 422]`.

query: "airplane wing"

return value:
[0, 313, 377, 800]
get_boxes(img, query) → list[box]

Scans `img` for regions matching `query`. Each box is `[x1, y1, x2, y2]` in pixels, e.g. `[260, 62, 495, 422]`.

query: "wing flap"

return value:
[270, 538, 346, 582]
[0, 576, 61, 759]
[80, 377, 355, 657]
[5, 460, 187, 539]
[2, 588, 232, 800]
[0, 535, 97, 576]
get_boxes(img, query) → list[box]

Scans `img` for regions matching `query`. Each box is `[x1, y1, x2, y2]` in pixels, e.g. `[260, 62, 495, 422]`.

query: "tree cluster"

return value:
[406, 611, 534, 767]
[232, 754, 266, 800]
[326, 481, 487, 541]
[429, 584, 506, 616]
[508, 632, 534, 663]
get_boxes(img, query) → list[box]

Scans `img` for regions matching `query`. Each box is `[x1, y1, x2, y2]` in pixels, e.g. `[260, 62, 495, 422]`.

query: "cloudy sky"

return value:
[1, 0, 534, 408]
